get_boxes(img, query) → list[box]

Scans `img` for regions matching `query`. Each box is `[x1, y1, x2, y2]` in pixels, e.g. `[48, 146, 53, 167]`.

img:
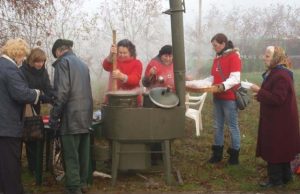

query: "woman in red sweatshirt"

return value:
[142, 45, 174, 91]
[102, 39, 143, 105]
[103, 39, 142, 91]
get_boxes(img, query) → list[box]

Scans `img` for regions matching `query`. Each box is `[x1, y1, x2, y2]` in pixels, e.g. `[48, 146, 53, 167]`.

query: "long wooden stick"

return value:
[112, 30, 117, 91]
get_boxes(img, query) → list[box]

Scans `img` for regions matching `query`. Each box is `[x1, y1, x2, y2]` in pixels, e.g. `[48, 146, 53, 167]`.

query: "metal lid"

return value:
[149, 87, 179, 108]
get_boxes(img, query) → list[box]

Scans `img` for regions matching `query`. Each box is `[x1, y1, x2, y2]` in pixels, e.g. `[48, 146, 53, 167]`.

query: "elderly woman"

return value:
[251, 46, 300, 188]
[0, 38, 40, 194]
[142, 45, 174, 91]
[20, 47, 53, 175]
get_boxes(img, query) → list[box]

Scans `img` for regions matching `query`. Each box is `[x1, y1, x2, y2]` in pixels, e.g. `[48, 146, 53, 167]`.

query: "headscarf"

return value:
[270, 46, 292, 69]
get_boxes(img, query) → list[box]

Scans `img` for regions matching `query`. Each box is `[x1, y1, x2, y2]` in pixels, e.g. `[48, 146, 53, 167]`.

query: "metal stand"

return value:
[111, 140, 172, 186]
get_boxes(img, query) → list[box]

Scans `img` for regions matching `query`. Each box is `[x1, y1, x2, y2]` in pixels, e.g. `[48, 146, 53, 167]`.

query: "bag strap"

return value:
[217, 60, 226, 81]
[29, 105, 38, 116]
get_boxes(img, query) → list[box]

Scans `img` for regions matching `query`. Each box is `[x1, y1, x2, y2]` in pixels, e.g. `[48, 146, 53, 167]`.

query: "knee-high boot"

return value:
[208, 145, 223, 163]
[227, 148, 239, 165]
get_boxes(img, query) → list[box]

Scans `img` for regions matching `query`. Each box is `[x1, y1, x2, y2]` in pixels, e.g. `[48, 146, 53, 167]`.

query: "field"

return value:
[22, 70, 300, 193]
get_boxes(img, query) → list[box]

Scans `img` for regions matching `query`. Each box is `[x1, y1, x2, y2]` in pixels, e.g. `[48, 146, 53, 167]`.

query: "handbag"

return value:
[217, 61, 250, 110]
[23, 104, 44, 141]
[234, 86, 250, 110]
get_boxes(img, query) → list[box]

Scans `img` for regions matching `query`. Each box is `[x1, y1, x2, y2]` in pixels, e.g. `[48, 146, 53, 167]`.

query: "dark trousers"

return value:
[61, 133, 90, 191]
[25, 140, 37, 172]
[267, 162, 292, 185]
[0, 137, 23, 194]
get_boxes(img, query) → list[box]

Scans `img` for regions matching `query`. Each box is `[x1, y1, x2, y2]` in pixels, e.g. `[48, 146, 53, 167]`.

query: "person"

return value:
[140, 45, 174, 164]
[0, 38, 40, 194]
[20, 47, 54, 174]
[142, 45, 174, 91]
[250, 46, 300, 188]
[186, 33, 242, 165]
[102, 39, 143, 104]
[49, 39, 93, 194]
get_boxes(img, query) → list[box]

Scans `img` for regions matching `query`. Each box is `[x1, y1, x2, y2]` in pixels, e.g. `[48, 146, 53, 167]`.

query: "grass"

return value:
[22, 70, 300, 193]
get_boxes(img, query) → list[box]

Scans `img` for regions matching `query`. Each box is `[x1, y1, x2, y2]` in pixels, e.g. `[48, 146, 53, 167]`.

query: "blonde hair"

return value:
[27, 47, 46, 67]
[1, 38, 30, 60]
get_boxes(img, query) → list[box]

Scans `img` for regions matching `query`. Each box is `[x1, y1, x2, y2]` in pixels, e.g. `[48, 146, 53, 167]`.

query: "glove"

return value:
[142, 77, 151, 87]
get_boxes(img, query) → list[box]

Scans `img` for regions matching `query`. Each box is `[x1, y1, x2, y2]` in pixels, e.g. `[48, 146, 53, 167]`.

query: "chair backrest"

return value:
[185, 92, 207, 112]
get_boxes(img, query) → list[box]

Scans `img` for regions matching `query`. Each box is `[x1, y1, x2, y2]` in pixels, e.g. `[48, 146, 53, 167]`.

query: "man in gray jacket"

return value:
[50, 39, 93, 194]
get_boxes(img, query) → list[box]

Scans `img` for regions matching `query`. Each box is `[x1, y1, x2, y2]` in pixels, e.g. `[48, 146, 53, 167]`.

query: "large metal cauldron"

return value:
[102, 106, 184, 140]
[106, 91, 138, 107]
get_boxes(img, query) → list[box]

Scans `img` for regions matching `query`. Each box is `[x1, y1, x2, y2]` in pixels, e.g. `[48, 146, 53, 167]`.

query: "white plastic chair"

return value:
[185, 92, 207, 136]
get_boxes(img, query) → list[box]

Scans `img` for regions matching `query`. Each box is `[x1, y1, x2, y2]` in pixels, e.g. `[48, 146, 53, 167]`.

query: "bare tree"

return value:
[0, 0, 55, 47]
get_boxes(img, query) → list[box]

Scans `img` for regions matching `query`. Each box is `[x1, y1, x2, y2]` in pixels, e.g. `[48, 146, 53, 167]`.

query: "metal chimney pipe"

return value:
[168, 0, 186, 107]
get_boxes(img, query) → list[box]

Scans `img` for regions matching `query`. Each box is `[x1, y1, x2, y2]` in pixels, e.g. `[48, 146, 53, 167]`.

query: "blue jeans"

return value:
[213, 98, 240, 150]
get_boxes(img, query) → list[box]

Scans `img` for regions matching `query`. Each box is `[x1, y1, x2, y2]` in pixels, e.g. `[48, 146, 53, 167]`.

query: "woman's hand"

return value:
[250, 84, 260, 93]
[107, 44, 117, 63]
[112, 69, 127, 82]
[211, 84, 225, 93]
[149, 67, 157, 75]
[110, 44, 117, 55]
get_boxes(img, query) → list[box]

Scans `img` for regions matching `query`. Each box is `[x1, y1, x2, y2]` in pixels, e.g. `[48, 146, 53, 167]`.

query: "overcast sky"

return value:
[161, 0, 300, 25]
[84, 0, 300, 24]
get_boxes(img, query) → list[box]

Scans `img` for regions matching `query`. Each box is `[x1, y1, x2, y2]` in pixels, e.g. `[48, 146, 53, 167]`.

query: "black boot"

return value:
[227, 148, 239, 165]
[208, 145, 223, 163]
[260, 163, 283, 188]
[282, 162, 293, 184]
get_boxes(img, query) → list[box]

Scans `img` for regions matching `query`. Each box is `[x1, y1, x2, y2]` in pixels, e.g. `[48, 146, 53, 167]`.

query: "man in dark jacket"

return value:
[50, 39, 93, 194]
[0, 38, 40, 194]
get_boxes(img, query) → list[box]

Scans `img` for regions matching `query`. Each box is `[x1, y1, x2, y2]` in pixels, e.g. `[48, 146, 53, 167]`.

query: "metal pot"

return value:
[106, 91, 138, 107]
[142, 92, 157, 108]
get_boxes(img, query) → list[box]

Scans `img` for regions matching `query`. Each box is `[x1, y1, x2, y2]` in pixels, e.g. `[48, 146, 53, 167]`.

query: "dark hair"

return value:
[52, 39, 73, 58]
[211, 33, 234, 49]
[117, 39, 136, 58]
[158, 45, 172, 57]
[27, 48, 46, 66]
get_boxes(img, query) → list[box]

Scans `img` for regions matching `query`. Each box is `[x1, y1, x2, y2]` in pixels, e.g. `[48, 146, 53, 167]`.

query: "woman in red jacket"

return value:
[102, 39, 142, 91]
[142, 45, 174, 91]
[186, 33, 242, 165]
[250, 46, 300, 188]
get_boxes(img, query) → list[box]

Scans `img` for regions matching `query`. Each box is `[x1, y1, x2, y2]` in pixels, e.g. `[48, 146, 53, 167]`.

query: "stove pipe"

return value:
[168, 0, 186, 107]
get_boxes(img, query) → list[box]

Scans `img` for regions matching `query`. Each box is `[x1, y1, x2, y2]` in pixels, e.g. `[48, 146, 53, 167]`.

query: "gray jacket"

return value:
[51, 51, 93, 135]
[0, 56, 37, 137]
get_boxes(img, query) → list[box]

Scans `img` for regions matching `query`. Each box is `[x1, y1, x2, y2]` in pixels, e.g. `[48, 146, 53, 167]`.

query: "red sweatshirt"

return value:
[211, 51, 241, 100]
[103, 58, 142, 90]
[144, 57, 175, 91]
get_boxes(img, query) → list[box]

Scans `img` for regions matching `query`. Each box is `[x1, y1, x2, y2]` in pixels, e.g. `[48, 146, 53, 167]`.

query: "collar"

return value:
[1, 54, 18, 67]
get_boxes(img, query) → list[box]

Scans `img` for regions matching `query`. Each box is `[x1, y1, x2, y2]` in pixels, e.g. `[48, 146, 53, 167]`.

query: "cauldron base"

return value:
[111, 139, 173, 186]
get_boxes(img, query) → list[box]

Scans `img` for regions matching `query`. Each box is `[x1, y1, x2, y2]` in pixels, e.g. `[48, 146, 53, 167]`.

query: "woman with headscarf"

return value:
[250, 46, 300, 187]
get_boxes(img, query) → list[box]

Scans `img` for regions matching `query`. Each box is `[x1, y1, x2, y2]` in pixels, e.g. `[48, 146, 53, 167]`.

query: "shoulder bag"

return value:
[23, 104, 44, 141]
[217, 61, 250, 110]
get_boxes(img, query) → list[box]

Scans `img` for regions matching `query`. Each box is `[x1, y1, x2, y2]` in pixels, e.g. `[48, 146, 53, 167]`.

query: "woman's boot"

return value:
[227, 148, 240, 165]
[208, 145, 223, 163]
